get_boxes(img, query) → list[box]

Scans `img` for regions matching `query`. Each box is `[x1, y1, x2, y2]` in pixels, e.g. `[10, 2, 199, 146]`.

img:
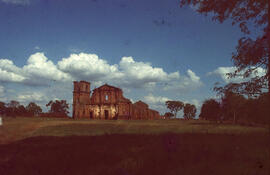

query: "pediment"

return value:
[97, 84, 121, 91]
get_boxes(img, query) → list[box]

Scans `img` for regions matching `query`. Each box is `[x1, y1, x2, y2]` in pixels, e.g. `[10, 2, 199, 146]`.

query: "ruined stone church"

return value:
[72, 81, 160, 120]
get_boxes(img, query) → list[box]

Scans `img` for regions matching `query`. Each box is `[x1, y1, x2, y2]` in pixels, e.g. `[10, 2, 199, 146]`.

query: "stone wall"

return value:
[131, 101, 160, 120]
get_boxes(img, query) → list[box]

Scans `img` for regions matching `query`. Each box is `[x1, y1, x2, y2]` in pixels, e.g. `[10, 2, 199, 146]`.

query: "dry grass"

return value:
[0, 117, 268, 144]
[0, 117, 269, 175]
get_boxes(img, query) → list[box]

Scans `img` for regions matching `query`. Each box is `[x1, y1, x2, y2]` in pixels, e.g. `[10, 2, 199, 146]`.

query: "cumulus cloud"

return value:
[1, 52, 203, 93]
[0, 59, 25, 82]
[58, 54, 187, 90]
[144, 93, 171, 106]
[23, 52, 71, 84]
[207, 66, 267, 83]
[1, 0, 30, 5]
[58, 53, 121, 81]
[118, 56, 180, 88]
[0, 53, 71, 86]
[119, 57, 168, 81]
[163, 69, 203, 92]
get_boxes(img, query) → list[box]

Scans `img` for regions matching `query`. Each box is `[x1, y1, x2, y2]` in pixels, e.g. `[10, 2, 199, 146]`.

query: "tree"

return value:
[221, 91, 246, 124]
[17, 105, 27, 116]
[26, 102, 42, 116]
[0, 101, 6, 116]
[242, 97, 259, 123]
[165, 101, 184, 118]
[7, 100, 20, 108]
[46, 100, 69, 117]
[254, 93, 270, 123]
[199, 99, 221, 121]
[179, 0, 269, 122]
[183, 103, 196, 120]
[164, 112, 174, 119]
[6, 100, 20, 117]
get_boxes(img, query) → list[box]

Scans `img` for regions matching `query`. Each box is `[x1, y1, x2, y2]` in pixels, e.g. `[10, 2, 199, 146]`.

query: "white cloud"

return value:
[143, 94, 172, 114]
[23, 52, 71, 83]
[17, 92, 48, 103]
[187, 69, 200, 82]
[58, 54, 186, 90]
[0, 53, 71, 86]
[1, 0, 30, 5]
[0, 59, 26, 82]
[117, 56, 181, 88]
[0, 52, 205, 115]
[207, 66, 267, 83]
[163, 69, 203, 92]
[1, 52, 203, 94]
[119, 57, 168, 81]
[58, 53, 121, 81]
[0, 69, 26, 82]
[144, 93, 171, 105]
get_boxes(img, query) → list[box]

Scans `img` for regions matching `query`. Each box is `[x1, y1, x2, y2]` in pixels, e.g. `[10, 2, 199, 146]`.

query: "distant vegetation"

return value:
[0, 100, 69, 118]
[165, 100, 196, 120]
[1, 92, 269, 126]
[199, 92, 269, 125]
[163, 91, 269, 125]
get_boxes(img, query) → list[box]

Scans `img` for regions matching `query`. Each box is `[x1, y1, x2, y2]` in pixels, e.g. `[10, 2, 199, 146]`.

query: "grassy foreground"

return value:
[0, 117, 269, 175]
[0, 117, 268, 144]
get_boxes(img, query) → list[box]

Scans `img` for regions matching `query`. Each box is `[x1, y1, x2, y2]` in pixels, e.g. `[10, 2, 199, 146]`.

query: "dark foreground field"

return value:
[0, 133, 269, 175]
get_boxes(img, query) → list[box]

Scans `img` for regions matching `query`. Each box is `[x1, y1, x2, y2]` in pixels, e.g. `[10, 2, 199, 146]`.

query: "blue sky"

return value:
[0, 0, 261, 117]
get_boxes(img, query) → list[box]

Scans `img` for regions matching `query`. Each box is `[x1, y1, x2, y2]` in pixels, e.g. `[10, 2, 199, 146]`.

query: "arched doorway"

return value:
[104, 110, 109, 120]
[90, 111, 93, 119]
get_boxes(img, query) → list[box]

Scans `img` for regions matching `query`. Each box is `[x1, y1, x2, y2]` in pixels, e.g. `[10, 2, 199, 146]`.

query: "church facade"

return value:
[72, 81, 160, 120]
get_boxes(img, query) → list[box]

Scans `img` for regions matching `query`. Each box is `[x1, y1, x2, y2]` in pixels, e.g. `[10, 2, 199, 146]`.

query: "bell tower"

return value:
[72, 81, 91, 118]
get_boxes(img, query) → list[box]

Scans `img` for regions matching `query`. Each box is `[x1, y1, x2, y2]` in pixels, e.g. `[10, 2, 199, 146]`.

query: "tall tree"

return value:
[0, 101, 6, 115]
[179, 0, 269, 108]
[7, 100, 20, 117]
[221, 91, 246, 123]
[7, 100, 20, 108]
[256, 93, 270, 123]
[183, 103, 197, 120]
[46, 100, 69, 117]
[26, 102, 42, 116]
[17, 105, 27, 116]
[165, 101, 184, 118]
[199, 99, 221, 121]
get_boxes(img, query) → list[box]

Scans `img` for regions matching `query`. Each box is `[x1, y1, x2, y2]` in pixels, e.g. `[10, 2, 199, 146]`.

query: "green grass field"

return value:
[0, 117, 269, 175]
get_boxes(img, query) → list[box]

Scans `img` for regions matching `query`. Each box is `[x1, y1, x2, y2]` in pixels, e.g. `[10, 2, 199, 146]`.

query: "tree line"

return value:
[163, 91, 269, 125]
[164, 101, 197, 120]
[0, 100, 69, 118]
[199, 92, 269, 125]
